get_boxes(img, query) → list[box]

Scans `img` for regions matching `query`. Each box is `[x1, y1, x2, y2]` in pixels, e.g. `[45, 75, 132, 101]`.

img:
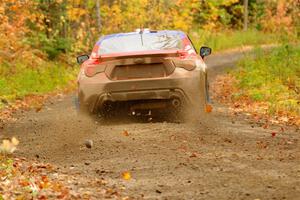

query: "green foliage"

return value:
[234, 45, 300, 114]
[44, 37, 72, 60]
[0, 157, 13, 177]
[0, 0, 299, 108]
[0, 61, 77, 101]
[190, 29, 291, 52]
[26, 33, 72, 60]
[194, 0, 243, 29]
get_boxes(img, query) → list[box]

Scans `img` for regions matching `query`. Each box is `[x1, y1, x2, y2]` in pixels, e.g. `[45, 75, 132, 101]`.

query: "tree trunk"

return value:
[95, 0, 101, 32]
[243, 0, 248, 31]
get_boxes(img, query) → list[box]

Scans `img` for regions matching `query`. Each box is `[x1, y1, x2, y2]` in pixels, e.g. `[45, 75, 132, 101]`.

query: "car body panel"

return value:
[77, 30, 209, 115]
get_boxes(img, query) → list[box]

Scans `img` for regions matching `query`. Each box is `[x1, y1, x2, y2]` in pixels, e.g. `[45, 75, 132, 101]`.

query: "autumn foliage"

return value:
[0, 0, 299, 110]
[1, 0, 299, 62]
[212, 45, 300, 126]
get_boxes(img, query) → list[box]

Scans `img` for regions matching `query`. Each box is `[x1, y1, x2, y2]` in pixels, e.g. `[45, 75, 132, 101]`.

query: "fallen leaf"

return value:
[155, 189, 162, 194]
[122, 130, 129, 136]
[58, 188, 69, 199]
[170, 135, 176, 141]
[35, 105, 43, 112]
[189, 152, 200, 158]
[122, 171, 131, 180]
[205, 104, 213, 113]
[0, 137, 19, 154]
[262, 123, 269, 129]
[11, 137, 19, 146]
[224, 138, 232, 143]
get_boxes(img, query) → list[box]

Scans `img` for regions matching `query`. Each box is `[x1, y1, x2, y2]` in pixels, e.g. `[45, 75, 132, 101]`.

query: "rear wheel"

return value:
[99, 101, 117, 119]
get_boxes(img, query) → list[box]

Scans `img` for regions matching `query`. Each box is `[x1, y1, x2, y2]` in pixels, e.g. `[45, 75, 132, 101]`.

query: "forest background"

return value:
[0, 0, 299, 120]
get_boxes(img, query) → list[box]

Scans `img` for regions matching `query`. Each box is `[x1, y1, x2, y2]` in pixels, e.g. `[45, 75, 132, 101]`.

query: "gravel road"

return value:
[2, 51, 300, 199]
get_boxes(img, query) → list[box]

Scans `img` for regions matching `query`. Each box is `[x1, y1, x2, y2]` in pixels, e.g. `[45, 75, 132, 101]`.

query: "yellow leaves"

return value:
[101, 4, 123, 34]
[67, 0, 81, 5]
[0, 6, 4, 15]
[10, 5, 19, 11]
[11, 137, 19, 146]
[296, 119, 300, 126]
[176, 0, 185, 5]
[67, 8, 87, 21]
[0, 137, 19, 154]
[0, 0, 36, 65]
[261, 0, 297, 33]
[222, 0, 240, 6]
[60, 16, 66, 23]
[122, 171, 131, 180]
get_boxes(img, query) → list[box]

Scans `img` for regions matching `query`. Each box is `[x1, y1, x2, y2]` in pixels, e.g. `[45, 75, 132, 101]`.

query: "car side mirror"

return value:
[200, 46, 212, 58]
[77, 55, 89, 64]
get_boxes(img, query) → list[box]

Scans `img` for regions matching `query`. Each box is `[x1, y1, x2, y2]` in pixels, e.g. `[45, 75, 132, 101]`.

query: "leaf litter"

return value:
[211, 74, 300, 127]
[0, 155, 127, 199]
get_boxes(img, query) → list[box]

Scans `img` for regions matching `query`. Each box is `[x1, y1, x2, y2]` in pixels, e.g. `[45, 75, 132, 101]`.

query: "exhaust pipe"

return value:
[171, 98, 181, 108]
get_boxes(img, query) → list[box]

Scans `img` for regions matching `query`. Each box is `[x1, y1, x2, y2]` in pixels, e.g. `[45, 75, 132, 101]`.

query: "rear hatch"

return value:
[101, 50, 183, 80]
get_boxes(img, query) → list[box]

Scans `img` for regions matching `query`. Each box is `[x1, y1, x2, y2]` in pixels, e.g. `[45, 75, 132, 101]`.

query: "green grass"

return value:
[233, 45, 300, 115]
[0, 29, 298, 111]
[190, 29, 297, 52]
[0, 61, 77, 108]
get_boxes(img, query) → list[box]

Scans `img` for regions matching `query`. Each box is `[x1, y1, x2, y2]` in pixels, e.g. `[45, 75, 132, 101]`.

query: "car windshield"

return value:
[98, 32, 184, 55]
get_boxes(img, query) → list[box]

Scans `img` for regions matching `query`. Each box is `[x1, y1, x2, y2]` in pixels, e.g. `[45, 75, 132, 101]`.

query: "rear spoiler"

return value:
[97, 50, 187, 62]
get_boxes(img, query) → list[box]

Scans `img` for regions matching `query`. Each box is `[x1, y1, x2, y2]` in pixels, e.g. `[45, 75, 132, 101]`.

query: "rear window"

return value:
[98, 32, 184, 55]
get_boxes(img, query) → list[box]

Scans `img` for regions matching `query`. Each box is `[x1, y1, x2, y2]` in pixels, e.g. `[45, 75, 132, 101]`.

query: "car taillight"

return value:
[91, 45, 100, 59]
[172, 58, 197, 71]
[177, 50, 189, 59]
[180, 51, 188, 59]
[84, 61, 106, 77]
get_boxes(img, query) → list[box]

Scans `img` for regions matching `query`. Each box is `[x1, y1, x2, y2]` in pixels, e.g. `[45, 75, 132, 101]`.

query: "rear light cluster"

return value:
[172, 58, 197, 71]
[84, 59, 106, 77]
[177, 50, 188, 59]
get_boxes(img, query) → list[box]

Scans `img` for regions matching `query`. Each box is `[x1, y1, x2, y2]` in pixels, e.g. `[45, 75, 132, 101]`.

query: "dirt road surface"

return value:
[2, 52, 300, 199]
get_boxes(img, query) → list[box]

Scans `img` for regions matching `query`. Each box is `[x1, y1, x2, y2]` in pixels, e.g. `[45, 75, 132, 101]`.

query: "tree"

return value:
[244, 0, 248, 31]
[95, 0, 101, 32]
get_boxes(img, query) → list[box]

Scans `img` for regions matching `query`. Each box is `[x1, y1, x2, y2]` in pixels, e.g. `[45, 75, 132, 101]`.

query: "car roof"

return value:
[96, 30, 186, 45]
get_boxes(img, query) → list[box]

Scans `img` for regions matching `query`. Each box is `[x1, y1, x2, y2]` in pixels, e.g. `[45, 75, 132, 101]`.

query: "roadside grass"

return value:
[0, 61, 77, 109]
[190, 29, 297, 52]
[233, 45, 300, 119]
[0, 29, 298, 112]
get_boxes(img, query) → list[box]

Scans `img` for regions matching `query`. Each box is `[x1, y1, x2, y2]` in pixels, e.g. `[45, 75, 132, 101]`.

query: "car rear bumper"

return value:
[78, 68, 207, 113]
